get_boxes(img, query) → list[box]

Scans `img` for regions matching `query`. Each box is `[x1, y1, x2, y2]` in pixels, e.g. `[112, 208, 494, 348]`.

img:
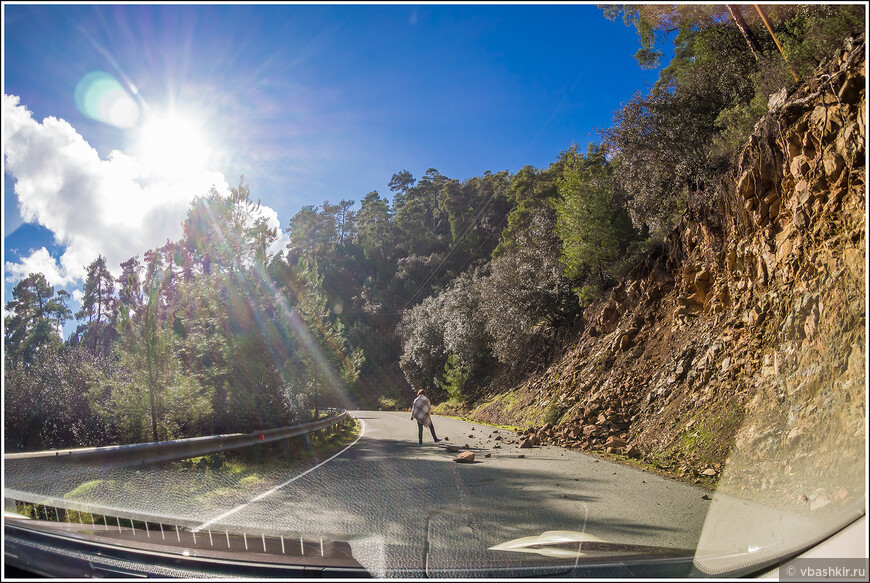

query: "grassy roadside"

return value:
[582, 448, 719, 491]
[434, 395, 720, 490]
[11, 417, 363, 523]
[430, 411, 524, 434]
[185, 416, 362, 508]
[165, 416, 362, 507]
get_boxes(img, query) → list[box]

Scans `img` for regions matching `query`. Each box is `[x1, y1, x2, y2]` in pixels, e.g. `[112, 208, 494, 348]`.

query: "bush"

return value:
[443, 353, 470, 403]
[543, 402, 564, 426]
[778, 5, 865, 78]
[3, 345, 109, 451]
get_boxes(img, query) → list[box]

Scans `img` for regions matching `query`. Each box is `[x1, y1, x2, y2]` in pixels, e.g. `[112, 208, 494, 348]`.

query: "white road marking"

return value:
[192, 418, 366, 532]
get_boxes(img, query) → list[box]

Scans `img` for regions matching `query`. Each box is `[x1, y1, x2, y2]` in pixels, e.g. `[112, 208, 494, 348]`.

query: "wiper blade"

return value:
[489, 530, 694, 560]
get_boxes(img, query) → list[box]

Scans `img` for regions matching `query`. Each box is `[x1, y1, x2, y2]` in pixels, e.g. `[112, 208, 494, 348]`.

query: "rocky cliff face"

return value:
[471, 37, 865, 509]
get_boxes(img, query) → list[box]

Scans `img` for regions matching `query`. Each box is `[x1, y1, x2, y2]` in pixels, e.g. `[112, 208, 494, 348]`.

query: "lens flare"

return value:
[136, 112, 210, 179]
[74, 71, 140, 128]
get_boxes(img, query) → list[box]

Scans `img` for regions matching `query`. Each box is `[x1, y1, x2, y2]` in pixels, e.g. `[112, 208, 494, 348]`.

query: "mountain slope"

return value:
[462, 36, 865, 507]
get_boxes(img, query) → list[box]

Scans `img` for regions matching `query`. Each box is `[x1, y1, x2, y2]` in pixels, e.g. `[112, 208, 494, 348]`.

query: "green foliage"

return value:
[107, 325, 212, 443]
[543, 402, 563, 426]
[280, 257, 365, 416]
[398, 292, 449, 397]
[713, 89, 770, 158]
[183, 176, 277, 274]
[75, 255, 118, 354]
[117, 256, 143, 312]
[64, 479, 112, 501]
[602, 5, 730, 69]
[4, 273, 70, 367]
[400, 199, 577, 392]
[355, 190, 393, 263]
[4, 344, 109, 451]
[76, 255, 115, 323]
[377, 395, 402, 411]
[494, 165, 558, 257]
[605, 4, 863, 237]
[556, 144, 637, 297]
[777, 5, 865, 79]
[481, 206, 577, 365]
[287, 204, 336, 259]
[573, 283, 600, 309]
[605, 22, 760, 235]
[443, 353, 470, 402]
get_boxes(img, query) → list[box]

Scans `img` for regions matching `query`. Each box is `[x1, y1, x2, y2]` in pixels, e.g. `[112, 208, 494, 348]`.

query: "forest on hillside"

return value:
[4, 5, 864, 451]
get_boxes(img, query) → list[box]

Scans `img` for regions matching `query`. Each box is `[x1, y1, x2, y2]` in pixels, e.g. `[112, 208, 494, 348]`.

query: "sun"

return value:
[135, 111, 212, 179]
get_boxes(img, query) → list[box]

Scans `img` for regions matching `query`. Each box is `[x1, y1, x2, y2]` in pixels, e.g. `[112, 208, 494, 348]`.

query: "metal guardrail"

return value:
[4, 410, 349, 467]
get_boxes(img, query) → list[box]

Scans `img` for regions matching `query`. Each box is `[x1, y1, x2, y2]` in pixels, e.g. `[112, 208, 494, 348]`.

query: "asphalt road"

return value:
[5, 411, 713, 576]
[189, 410, 712, 575]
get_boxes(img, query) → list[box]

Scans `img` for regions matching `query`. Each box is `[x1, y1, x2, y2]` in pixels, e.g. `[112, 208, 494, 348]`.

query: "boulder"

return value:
[744, 305, 766, 328]
[823, 149, 845, 182]
[519, 438, 534, 449]
[605, 436, 627, 449]
[694, 269, 711, 292]
[768, 87, 788, 111]
[650, 265, 674, 284]
[794, 209, 808, 229]
[453, 451, 475, 463]
[837, 74, 861, 104]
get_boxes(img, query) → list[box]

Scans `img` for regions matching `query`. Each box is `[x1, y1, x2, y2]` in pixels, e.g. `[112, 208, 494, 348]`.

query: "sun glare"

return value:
[135, 112, 211, 179]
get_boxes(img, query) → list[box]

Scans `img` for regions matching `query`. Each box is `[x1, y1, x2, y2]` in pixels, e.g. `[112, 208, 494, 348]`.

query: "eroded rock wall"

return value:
[473, 37, 865, 509]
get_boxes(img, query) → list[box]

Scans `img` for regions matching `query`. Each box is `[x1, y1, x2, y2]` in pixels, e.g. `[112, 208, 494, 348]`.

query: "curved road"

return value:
[5, 411, 712, 576]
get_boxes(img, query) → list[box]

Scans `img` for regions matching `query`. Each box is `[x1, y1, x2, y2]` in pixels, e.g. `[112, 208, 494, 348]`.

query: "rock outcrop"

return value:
[471, 36, 865, 508]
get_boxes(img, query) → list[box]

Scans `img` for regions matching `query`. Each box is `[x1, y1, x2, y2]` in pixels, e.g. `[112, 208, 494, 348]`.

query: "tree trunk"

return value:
[148, 364, 159, 443]
[94, 279, 103, 353]
[754, 4, 800, 83]
[726, 5, 764, 61]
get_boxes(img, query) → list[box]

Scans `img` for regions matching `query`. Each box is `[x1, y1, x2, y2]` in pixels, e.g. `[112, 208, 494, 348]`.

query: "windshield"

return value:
[3, 2, 866, 579]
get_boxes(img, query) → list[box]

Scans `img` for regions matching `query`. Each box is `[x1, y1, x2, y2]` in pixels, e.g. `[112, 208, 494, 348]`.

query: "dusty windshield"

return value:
[3, 2, 866, 578]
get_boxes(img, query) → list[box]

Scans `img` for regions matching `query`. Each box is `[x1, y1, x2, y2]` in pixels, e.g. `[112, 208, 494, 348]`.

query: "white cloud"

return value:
[255, 203, 292, 257]
[3, 94, 257, 286]
[4, 247, 66, 285]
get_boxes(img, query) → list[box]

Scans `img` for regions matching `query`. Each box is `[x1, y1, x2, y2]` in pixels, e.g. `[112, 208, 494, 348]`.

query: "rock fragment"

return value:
[454, 451, 475, 463]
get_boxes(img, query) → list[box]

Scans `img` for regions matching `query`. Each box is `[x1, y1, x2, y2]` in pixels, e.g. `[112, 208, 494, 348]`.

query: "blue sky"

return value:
[3, 2, 665, 327]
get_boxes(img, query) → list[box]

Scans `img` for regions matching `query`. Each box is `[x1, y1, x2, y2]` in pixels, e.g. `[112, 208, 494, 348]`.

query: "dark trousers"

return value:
[418, 421, 437, 443]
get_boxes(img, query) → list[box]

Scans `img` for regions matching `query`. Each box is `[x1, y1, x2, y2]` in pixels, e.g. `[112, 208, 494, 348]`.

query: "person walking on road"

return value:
[410, 388, 441, 446]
